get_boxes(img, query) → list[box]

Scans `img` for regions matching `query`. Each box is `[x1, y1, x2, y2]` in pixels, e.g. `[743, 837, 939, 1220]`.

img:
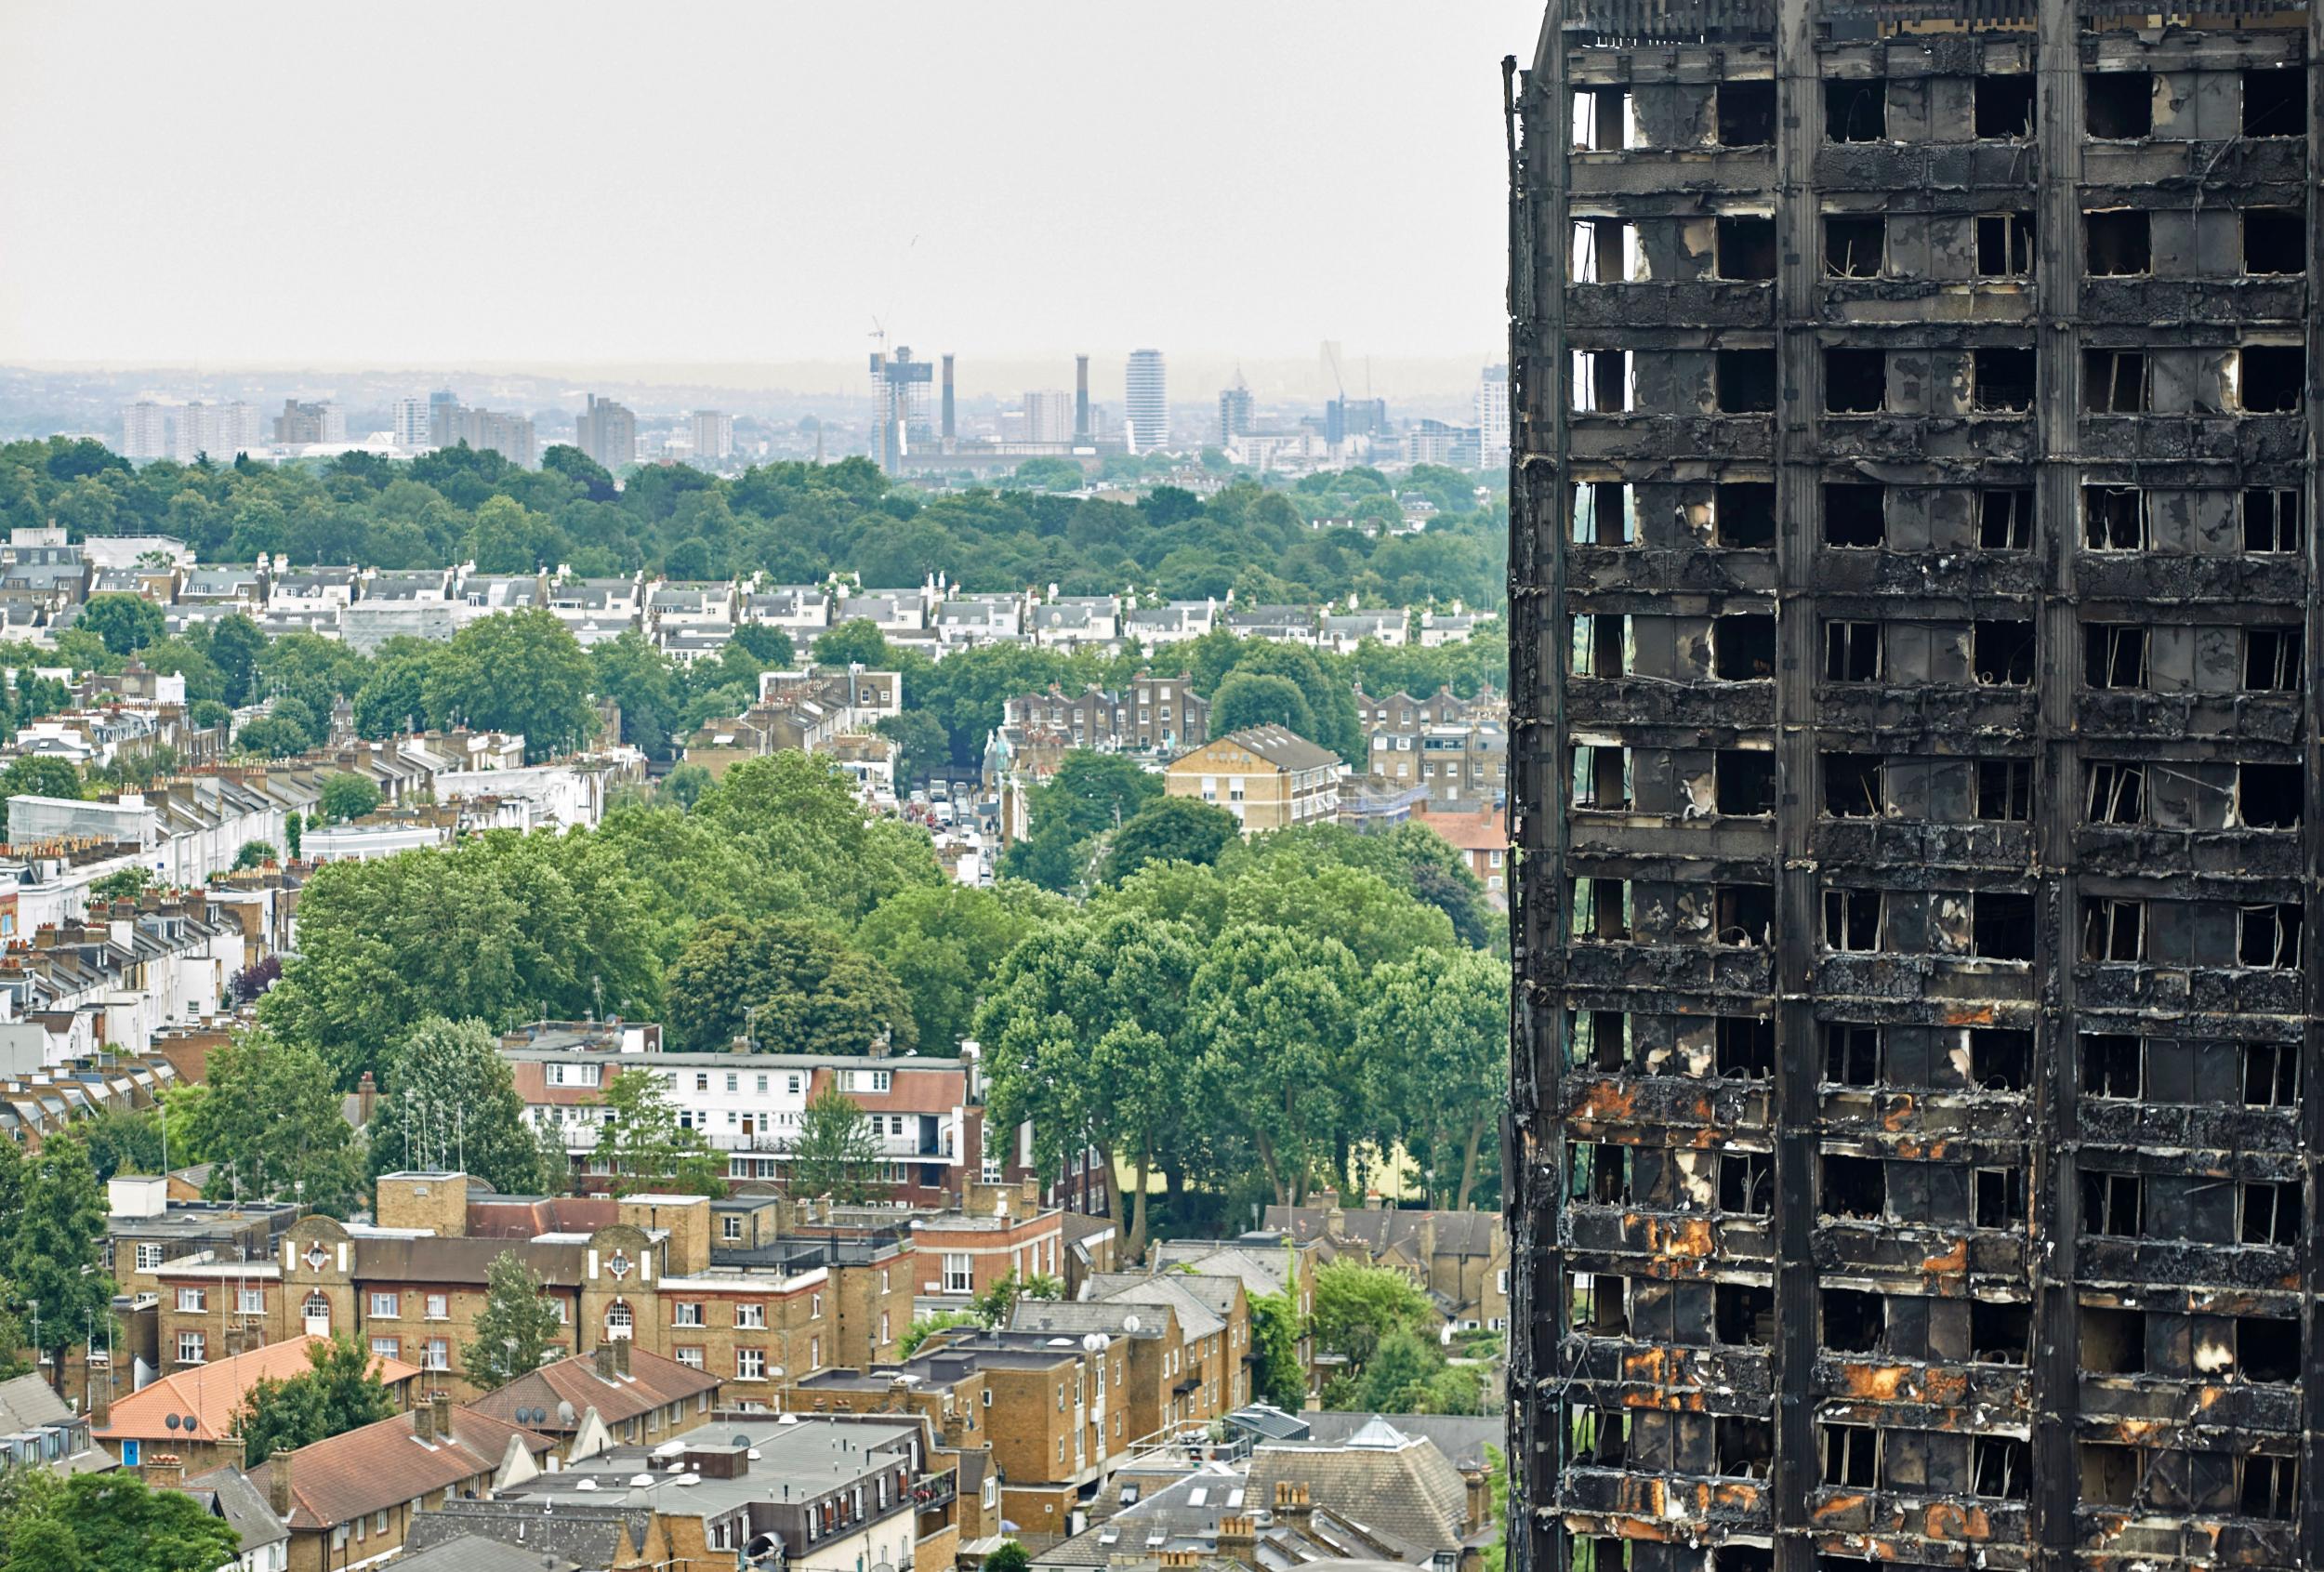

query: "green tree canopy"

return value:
[6, 1135, 113, 1382]
[367, 1017, 564, 1196]
[1359, 947, 1507, 1209]
[183, 1031, 363, 1214]
[233, 1334, 396, 1464]
[77, 593, 165, 657]
[461, 1251, 568, 1392]
[1189, 924, 1364, 1205]
[853, 881, 1059, 1053]
[0, 1471, 239, 1572]
[666, 914, 917, 1056]
[596, 1068, 725, 1197]
[0, 755, 82, 840]
[1101, 797, 1240, 885]
[1208, 671, 1315, 739]
[316, 772, 381, 824]
[785, 1083, 885, 1205]
[1310, 1260, 1431, 1371]
[422, 609, 595, 760]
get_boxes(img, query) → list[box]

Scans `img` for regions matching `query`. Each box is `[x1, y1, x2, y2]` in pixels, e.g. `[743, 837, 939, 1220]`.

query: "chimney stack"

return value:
[1075, 356, 1090, 441]
[941, 355, 957, 441]
[429, 1392, 453, 1442]
[595, 1345, 617, 1380]
[1217, 1514, 1258, 1566]
[142, 1453, 185, 1490]
[414, 1400, 435, 1443]
[268, 1451, 294, 1519]
[614, 1339, 631, 1378]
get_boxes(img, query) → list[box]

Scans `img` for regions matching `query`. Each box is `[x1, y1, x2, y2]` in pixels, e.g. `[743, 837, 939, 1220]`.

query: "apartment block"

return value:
[1509, 5, 2317, 1572]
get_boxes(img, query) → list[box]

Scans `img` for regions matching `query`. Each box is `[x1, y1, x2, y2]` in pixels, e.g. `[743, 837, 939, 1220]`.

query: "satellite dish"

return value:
[558, 1401, 576, 1424]
[732, 1434, 750, 1447]
[1123, 1315, 1142, 1333]
[1082, 1333, 1106, 1353]
[165, 1414, 180, 1431]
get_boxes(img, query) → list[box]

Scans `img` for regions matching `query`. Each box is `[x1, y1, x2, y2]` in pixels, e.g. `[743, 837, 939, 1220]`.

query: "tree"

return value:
[1209, 671, 1315, 739]
[351, 647, 435, 740]
[971, 1270, 1063, 1328]
[1332, 1324, 1481, 1414]
[897, 1310, 981, 1358]
[1036, 750, 1163, 840]
[785, 1083, 884, 1204]
[78, 1110, 165, 1182]
[234, 1334, 396, 1464]
[588, 632, 680, 760]
[666, 914, 917, 1056]
[853, 881, 1058, 1053]
[812, 618, 894, 668]
[596, 1068, 725, 1197]
[730, 623, 795, 667]
[182, 1031, 363, 1214]
[1359, 948, 1506, 1209]
[661, 762, 710, 808]
[1189, 925, 1364, 1205]
[0, 754, 81, 840]
[231, 716, 311, 759]
[7, 1136, 113, 1390]
[422, 609, 596, 760]
[1309, 1260, 1430, 1371]
[1248, 1281, 1306, 1409]
[231, 839, 278, 870]
[77, 593, 165, 658]
[984, 1544, 1032, 1572]
[1101, 797, 1239, 884]
[207, 613, 267, 707]
[87, 866, 149, 904]
[367, 1017, 562, 1196]
[283, 811, 302, 859]
[874, 711, 949, 786]
[461, 1250, 568, 1392]
[316, 773, 382, 824]
[0, 1472, 237, 1572]
[975, 912, 1204, 1262]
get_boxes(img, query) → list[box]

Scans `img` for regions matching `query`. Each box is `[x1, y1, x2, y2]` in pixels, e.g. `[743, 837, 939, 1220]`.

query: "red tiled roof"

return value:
[805, 1064, 967, 1116]
[463, 1347, 720, 1433]
[268, 1407, 553, 1530]
[96, 1337, 421, 1446]
[463, 1196, 616, 1239]
[1406, 808, 1507, 854]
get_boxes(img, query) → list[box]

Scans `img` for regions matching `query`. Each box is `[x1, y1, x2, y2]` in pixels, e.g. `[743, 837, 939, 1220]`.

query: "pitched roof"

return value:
[178, 1466, 289, 1556]
[464, 1347, 720, 1434]
[1214, 726, 1340, 773]
[1081, 1275, 1224, 1341]
[1248, 1428, 1475, 1552]
[95, 1337, 422, 1446]
[386, 1534, 581, 1572]
[264, 1407, 554, 1531]
[1299, 1412, 1503, 1471]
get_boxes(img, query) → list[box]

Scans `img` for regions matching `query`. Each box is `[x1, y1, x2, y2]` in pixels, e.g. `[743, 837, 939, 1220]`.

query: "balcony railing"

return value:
[911, 1470, 957, 1512]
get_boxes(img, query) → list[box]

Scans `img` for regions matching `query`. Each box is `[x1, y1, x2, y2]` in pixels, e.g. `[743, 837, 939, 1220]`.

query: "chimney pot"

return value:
[430, 1392, 452, 1441]
[268, 1450, 293, 1519]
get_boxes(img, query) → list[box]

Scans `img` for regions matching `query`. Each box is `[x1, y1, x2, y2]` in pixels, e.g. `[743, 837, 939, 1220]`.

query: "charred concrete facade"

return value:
[1507, 4, 2321, 1572]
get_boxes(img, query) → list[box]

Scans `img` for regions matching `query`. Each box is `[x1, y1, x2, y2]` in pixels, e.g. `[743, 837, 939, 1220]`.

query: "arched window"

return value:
[605, 1301, 633, 1341]
[301, 1293, 330, 1332]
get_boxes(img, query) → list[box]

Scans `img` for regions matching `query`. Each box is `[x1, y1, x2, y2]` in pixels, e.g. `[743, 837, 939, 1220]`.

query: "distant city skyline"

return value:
[0, 4, 1538, 367]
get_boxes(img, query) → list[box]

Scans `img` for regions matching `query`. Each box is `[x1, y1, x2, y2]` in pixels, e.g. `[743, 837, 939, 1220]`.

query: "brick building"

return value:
[1509, 4, 2321, 1570]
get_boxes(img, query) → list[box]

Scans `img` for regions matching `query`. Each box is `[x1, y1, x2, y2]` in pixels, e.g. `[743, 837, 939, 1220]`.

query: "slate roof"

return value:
[403, 1498, 649, 1566]
[1147, 1243, 1296, 1300]
[1248, 1421, 1475, 1552]
[388, 1535, 581, 1572]
[1298, 1412, 1501, 1472]
[178, 1466, 289, 1558]
[1217, 726, 1340, 773]
[1081, 1273, 1232, 1340]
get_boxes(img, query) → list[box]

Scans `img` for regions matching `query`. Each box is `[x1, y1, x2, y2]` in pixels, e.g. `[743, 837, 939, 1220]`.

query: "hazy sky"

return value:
[0, 3, 1540, 390]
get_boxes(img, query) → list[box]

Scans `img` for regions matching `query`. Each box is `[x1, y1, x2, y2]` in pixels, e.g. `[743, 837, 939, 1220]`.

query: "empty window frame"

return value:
[1972, 1436, 2030, 1500]
[1570, 349, 1634, 413]
[1825, 348, 1887, 413]
[1569, 1143, 1632, 1205]
[2083, 485, 2148, 549]
[1566, 1403, 1631, 1464]
[1571, 612, 1633, 677]
[2240, 1456, 2299, 1520]
[1972, 347, 2036, 413]
[1976, 212, 2035, 278]
[1719, 1151, 1774, 1214]
[2244, 627, 2302, 692]
[1573, 1539, 1633, 1572]
[1822, 1288, 1886, 1353]
[2081, 1443, 2145, 1507]
[2243, 69, 2306, 139]
[1716, 884, 1775, 946]
[2084, 350, 2150, 413]
[2080, 1304, 2146, 1373]
[1716, 1016, 1775, 1079]
[1568, 1271, 1631, 1336]
[1826, 80, 1887, 141]
[1824, 620, 1882, 681]
[2238, 1317, 2301, 1382]
[1979, 488, 2034, 549]
[1571, 877, 1632, 942]
[1823, 752, 1883, 817]
[2084, 761, 2146, 825]
[1714, 1417, 1775, 1479]
[1571, 481, 1636, 545]
[1571, 86, 1642, 152]
[2240, 1180, 2302, 1246]
[1713, 1283, 1775, 1346]
[1716, 481, 1776, 548]
[2232, 345, 2304, 413]
[1823, 888, 1882, 952]
[2085, 73, 2155, 139]
[1570, 1010, 1629, 1073]
[2238, 903, 2303, 969]
[1973, 892, 2038, 959]
[1571, 218, 1647, 284]
[2085, 209, 2152, 276]
[1971, 1301, 2031, 1362]
[2081, 897, 2146, 962]
[2081, 1170, 2144, 1235]
[1715, 749, 1776, 815]
[1975, 759, 2034, 821]
[1713, 613, 1776, 680]
[1822, 1424, 1882, 1486]
[1823, 482, 1884, 547]
[2081, 1034, 2144, 1099]
[2235, 760, 2304, 828]
[2242, 1040, 2301, 1106]
[1976, 74, 2036, 139]
[2242, 487, 2302, 553]
[1824, 215, 1886, 279]
[1570, 743, 1631, 810]
[1717, 80, 1776, 146]
[1716, 350, 1778, 414]
[1825, 1024, 1881, 1087]
[2084, 624, 2149, 689]
[1972, 620, 2037, 686]
[1974, 1167, 2027, 1229]
[1970, 1028, 2033, 1091]
[1715, 217, 1777, 281]
[1821, 1154, 1887, 1220]
[2242, 207, 2304, 276]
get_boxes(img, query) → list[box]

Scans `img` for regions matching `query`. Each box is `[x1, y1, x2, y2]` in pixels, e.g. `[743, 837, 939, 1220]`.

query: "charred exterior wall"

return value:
[1506, 3, 2322, 1572]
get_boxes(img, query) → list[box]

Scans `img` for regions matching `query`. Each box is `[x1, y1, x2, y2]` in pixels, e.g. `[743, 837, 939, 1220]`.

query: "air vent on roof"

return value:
[574, 1478, 598, 1491]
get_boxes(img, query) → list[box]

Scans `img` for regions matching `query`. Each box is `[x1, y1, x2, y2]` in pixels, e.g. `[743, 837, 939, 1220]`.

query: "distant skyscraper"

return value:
[1075, 355, 1091, 443]
[1476, 363, 1511, 462]
[692, 410, 734, 462]
[1218, 375, 1254, 444]
[574, 394, 638, 471]
[120, 403, 170, 461]
[390, 397, 431, 450]
[271, 399, 344, 445]
[1125, 350, 1168, 452]
[1024, 390, 1075, 445]
[1326, 397, 1388, 445]
[173, 402, 263, 463]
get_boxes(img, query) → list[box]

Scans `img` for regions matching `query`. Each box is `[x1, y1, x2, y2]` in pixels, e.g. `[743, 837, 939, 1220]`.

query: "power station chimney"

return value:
[941, 355, 956, 441]
[1074, 355, 1090, 442]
